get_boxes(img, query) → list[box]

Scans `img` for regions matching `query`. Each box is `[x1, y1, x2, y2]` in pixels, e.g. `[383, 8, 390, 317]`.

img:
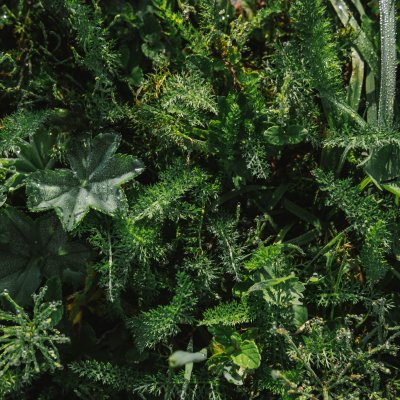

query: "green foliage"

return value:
[359, 221, 390, 284]
[64, 0, 124, 123]
[133, 69, 217, 150]
[0, 287, 69, 396]
[127, 272, 197, 352]
[314, 169, 393, 284]
[0, 207, 89, 305]
[275, 315, 400, 399]
[207, 326, 261, 385]
[26, 132, 144, 231]
[314, 169, 390, 235]
[69, 360, 138, 391]
[208, 216, 246, 280]
[129, 160, 215, 223]
[291, 0, 344, 99]
[1, 0, 400, 399]
[201, 299, 251, 327]
[0, 109, 52, 155]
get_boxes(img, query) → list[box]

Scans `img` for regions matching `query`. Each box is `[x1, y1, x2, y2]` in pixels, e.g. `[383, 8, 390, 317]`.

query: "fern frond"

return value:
[0, 109, 51, 155]
[313, 169, 391, 235]
[127, 272, 197, 352]
[291, 0, 344, 99]
[208, 217, 246, 280]
[69, 360, 138, 391]
[130, 161, 214, 223]
[134, 70, 217, 149]
[359, 221, 390, 284]
[64, 0, 124, 123]
[201, 299, 251, 327]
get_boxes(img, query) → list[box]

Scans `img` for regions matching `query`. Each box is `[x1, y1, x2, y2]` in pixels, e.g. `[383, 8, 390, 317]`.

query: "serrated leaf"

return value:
[231, 340, 261, 370]
[264, 125, 307, 146]
[1, 129, 58, 195]
[26, 132, 144, 231]
[0, 208, 90, 305]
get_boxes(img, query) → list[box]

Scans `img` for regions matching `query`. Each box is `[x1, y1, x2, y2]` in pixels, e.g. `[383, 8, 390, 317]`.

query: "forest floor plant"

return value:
[0, 0, 400, 399]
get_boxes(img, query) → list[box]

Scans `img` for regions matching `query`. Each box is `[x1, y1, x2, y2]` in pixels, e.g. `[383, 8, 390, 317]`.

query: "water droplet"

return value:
[49, 350, 57, 359]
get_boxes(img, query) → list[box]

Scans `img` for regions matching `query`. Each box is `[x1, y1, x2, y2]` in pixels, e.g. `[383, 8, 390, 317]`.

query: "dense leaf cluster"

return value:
[1, 0, 400, 399]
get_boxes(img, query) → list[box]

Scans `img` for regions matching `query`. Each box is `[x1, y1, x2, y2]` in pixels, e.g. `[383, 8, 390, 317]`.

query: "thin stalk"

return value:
[323, 386, 330, 400]
[378, 0, 397, 130]
[107, 231, 114, 303]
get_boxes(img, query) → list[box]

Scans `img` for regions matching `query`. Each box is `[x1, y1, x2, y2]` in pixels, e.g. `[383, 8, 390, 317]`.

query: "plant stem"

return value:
[378, 0, 397, 130]
[323, 386, 330, 400]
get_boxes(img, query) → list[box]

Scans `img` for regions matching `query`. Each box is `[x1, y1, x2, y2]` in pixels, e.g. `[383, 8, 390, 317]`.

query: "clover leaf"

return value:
[0, 208, 91, 306]
[26, 132, 144, 231]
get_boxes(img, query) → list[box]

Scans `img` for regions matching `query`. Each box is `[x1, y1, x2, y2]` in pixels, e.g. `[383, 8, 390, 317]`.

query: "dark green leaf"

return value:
[0, 208, 90, 305]
[26, 132, 144, 231]
[231, 340, 261, 369]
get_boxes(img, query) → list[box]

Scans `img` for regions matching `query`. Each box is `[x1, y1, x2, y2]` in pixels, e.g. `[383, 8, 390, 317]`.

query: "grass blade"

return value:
[378, 0, 397, 130]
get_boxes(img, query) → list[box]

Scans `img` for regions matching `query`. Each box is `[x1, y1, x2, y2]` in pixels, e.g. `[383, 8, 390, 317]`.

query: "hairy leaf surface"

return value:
[26, 133, 144, 231]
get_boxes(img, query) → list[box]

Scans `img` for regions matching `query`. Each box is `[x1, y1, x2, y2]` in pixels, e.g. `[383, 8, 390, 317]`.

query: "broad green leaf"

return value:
[14, 129, 57, 173]
[231, 340, 261, 370]
[26, 132, 144, 231]
[0, 208, 90, 305]
[1, 129, 57, 194]
[364, 144, 400, 187]
[293, 305, 308, 328]
[209, 326, 237, 347]
[381, 183, 400, 197]
[264, 125, 307, 146]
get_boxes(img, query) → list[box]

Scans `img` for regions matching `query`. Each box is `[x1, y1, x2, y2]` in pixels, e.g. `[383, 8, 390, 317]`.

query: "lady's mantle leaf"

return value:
[26, 132, 144, 231]
[0, 208, 91, 305]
